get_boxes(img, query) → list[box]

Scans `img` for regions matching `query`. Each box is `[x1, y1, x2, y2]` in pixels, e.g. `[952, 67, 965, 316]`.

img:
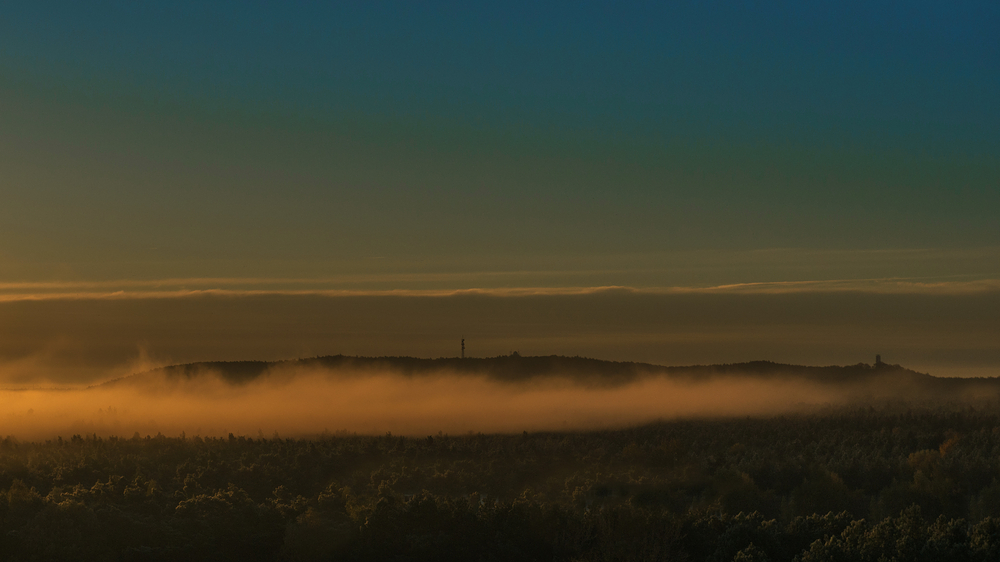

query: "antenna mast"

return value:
[461, 338, 465, 359]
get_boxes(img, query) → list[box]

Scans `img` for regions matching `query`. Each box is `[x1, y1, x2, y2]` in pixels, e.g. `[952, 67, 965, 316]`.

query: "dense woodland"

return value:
[3, 404, 1000, 560]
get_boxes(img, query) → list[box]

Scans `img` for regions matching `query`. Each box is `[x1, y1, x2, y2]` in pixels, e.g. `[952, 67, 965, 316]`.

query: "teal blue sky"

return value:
[2, 3, 1000, 381]
[1, 1, 998, 287]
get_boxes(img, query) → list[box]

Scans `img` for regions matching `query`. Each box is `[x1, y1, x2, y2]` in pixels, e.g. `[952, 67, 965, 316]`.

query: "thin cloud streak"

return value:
[0, 271, 604, 290]
[4, 246, 997, 297]
[702, 278, 1000, 295]
[1, 279, 999, 302]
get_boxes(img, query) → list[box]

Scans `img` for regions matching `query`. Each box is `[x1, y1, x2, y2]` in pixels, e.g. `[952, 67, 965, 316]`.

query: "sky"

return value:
[1, 2, 998, 383]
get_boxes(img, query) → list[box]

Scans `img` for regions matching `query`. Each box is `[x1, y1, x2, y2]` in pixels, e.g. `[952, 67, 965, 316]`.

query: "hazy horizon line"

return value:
[0, 353, 946, 394]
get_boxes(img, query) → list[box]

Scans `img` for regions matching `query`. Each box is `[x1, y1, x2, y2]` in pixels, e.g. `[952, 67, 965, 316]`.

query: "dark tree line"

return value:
[3, 404, 1000, 560]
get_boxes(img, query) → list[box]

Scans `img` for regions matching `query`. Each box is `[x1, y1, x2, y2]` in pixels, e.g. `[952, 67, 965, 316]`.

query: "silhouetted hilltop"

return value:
[100, 354, 998, 397]
[103, 354, 653, 387]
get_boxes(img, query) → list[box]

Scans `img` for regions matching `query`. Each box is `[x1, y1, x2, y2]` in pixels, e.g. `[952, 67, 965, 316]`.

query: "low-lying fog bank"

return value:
[2, 360, 999, 440]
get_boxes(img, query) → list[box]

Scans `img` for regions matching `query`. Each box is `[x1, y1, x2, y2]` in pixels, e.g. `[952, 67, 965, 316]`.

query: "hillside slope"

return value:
[100, 354, 996, 396]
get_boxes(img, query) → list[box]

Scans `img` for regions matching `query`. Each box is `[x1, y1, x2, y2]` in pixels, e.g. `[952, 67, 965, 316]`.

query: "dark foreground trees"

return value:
[3, 404, 1000, 561]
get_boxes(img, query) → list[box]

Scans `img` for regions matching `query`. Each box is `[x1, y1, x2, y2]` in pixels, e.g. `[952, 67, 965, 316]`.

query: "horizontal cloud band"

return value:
[2, 278, 1000, 302]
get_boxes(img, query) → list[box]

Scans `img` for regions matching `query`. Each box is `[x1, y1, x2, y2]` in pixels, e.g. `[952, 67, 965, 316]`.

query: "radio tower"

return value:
[461, 338, 465, 359]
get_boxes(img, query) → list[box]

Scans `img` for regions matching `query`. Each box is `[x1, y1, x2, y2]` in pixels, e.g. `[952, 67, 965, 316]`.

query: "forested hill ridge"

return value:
[101, 354, 998, 394]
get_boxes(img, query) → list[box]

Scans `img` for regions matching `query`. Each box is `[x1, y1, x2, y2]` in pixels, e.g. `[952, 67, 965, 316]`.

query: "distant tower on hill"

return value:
[461, 338, 465, 359]
[875, 354, 882, 366]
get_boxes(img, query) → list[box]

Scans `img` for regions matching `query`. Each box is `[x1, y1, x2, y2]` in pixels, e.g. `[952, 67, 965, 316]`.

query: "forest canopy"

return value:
[4, 404, 1000, 560]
